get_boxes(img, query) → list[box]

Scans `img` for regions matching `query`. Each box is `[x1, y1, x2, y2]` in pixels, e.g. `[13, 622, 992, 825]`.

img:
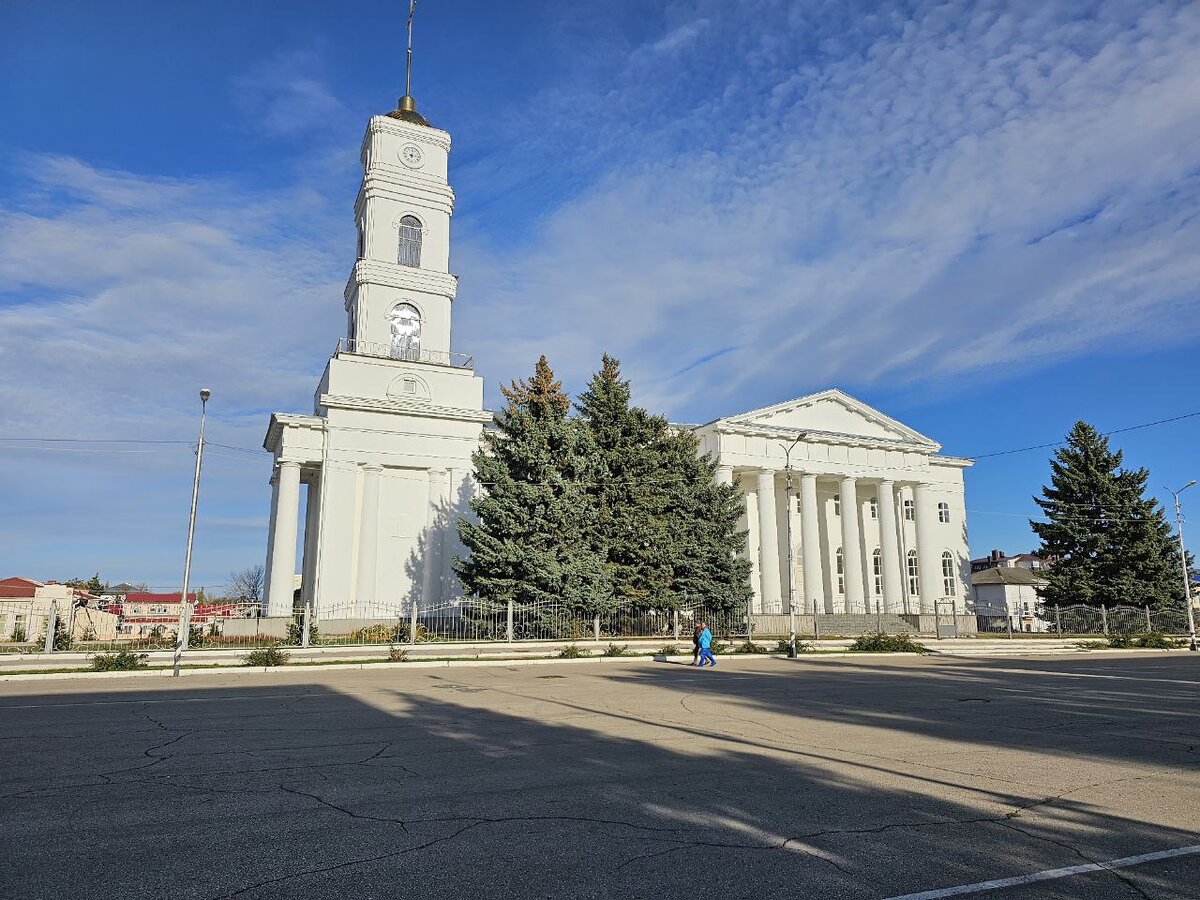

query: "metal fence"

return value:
[975, 604, 1191, 637]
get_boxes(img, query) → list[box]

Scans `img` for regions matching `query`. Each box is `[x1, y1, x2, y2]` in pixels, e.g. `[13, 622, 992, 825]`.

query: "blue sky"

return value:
[2, 0, 1198, 591]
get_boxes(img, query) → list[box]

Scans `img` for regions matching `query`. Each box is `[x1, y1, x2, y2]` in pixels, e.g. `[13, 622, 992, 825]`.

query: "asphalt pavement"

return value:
[1, 652, 1197, 899]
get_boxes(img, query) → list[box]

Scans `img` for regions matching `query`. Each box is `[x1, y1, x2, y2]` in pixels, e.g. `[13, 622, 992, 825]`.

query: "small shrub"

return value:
[658, 643, 680, 656]
[91, 650, 149, 671]
[1134, 632, 1182, 649]
[11, 627, 26, 643]
[245, 645, 288, 667]
[709, 639, 730, 655]
[849, 632, 927, 654]
[1075, 640, 1109, 651]
[286, 620, 321, 645]
[388, 644, 410, 662]
[559, 644, 591, 659]
[735, 640, 768, 654]
[603, 642, 628, 657]
[1106, 634, 1132, 649]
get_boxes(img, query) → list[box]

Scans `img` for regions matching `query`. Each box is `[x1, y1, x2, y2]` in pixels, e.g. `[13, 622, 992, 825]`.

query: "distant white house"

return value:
[971, 567, 1048, 632]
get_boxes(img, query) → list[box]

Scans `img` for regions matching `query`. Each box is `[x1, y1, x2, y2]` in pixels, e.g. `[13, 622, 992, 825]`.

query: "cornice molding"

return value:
[713, 421, 933, 455]
[343, 261, 458, 301]
[365, 115, 452, 151]
[262, 413, 324, 453]
[319, 393, 493, 424]
[354, 176, 455, 216]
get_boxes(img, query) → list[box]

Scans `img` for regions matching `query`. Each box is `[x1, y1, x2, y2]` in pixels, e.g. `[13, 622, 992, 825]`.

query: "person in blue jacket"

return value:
[697, 622, 716, 667]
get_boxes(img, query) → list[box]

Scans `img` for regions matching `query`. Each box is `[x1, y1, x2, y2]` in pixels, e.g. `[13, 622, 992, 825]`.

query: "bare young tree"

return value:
[226, 565, 265, 604]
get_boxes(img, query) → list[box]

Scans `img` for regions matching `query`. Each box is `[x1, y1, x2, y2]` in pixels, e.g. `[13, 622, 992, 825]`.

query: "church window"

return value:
[942, 551, 957, 597]
[836, 548, 845, 594]
[388, 303, 422, 361]
[397, 215, 423, 267]
[872, 549, 883, 595]
[403, 378, 417, 394]
[357, 219, 365, 259]
[907, 550, 919, 595]
[903, 499, 915, 521]
[938, 502, 951, 523]
[869, 497, 878, 519]
[833, 495, 841, 517]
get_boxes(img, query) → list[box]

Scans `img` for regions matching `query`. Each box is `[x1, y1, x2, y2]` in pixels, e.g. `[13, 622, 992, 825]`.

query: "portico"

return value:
[694, 390, 972, 616]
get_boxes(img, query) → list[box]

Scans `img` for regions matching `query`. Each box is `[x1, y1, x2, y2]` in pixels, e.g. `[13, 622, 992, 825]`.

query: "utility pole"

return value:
[779, 434, 805, 657]
[1166, 481, 1197, 652]
[173, 388, 210, 676]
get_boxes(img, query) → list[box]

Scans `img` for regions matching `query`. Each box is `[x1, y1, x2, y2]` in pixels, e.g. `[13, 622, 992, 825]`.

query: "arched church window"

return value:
[836, 548, 845, 594]
[872, 548, 883, 596]
[942, 551, 957, 597]
[397, 215, 423, 267]
[357, 219, 365, 259]
[907, 550, 919, 596]
[388, 303, 422, 361]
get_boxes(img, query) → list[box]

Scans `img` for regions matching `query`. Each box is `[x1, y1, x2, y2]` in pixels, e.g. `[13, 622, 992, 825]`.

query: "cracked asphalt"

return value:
[1, 653, 1198, 899]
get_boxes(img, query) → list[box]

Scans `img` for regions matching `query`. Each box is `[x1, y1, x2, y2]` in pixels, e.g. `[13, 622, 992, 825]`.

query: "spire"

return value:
[389, 0, 430, 126]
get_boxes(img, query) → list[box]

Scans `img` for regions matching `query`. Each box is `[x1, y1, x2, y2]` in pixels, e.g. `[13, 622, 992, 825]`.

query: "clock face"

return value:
[399, 144, 424, 168]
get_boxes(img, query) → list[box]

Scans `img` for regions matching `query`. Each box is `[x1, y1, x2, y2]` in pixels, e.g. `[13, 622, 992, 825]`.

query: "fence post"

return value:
[1054, 605, 1062, 635]
[593, 614, 601, 643]
[410, 601, 418, 645]
[813, 598, 820, 641]
[1145, 605, 1153, 631]
[301, 603, 311, 648]
[506, 599, 514, 642]
[1006, 612, 1013, 638]
[672, 609, 679, 642]
[1100, 604, 1108, 635]
[43, 600, 58, 654]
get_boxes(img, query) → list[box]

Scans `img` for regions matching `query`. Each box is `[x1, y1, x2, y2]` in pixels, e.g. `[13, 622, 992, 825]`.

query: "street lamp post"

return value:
[1166, 481, 1197, 652]
[780, 434, 805, 657]
[173, 389, 210, 676]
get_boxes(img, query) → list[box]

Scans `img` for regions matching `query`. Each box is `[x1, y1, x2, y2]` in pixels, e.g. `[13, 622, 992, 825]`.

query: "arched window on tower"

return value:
[388, 303, 422, 361]
[872, 548, 883, 596]
[941, 551, 957, 598]
[836, 548, 845, 594]
[907, 550, 920, 596]
[938, 502, 951, 524]
[397, 215, 422, 267]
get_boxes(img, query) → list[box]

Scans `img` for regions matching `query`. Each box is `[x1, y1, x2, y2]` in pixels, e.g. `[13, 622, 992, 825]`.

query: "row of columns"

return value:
[264, 460, 458, 618]
[719, 467, 949, 615]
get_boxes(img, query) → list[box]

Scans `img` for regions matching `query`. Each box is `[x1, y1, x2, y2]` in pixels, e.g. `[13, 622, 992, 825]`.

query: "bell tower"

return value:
[344, 3, 457, 363]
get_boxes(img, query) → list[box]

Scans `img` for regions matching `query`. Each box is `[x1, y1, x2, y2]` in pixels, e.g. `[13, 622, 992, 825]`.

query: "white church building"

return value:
[261, 91, 973, 621]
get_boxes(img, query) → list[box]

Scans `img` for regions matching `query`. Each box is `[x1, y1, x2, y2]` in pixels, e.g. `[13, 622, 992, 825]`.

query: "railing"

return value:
[335, 337, 474, 369]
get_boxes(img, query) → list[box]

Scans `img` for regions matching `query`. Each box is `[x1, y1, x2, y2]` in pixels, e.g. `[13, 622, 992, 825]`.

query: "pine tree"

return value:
[455, 356, 611, 612]
[575, 355, 752, 611]
[1032, 421, 1186, 609]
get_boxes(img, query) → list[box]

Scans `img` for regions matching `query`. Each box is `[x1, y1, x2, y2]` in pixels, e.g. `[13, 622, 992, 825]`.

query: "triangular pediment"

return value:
[719, 389, 939, 449]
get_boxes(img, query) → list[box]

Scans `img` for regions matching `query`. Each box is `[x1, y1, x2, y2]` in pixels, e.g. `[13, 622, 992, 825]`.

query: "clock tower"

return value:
[262, 56, 489, 619]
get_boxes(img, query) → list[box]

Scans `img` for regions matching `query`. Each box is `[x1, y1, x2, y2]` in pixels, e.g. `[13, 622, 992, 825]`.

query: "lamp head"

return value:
[199, 388, 211, 404]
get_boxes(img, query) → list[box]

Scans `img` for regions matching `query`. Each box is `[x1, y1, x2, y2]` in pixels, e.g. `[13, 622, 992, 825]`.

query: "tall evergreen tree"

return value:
[576, 355, 752, 611]
[455, 356, 611, 611]
[1032, 421, 1185, 609]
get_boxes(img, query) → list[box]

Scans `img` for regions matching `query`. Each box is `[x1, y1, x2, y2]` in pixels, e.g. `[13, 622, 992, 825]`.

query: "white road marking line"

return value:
[883, 843, 1200, 899]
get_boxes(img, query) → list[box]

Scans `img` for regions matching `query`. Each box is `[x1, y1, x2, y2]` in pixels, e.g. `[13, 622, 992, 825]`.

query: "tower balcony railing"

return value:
[335, 337, 474, 369]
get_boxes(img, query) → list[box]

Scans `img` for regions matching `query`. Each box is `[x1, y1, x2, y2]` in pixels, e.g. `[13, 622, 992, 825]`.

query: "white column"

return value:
[743, 479, 762, 613]
[784, 478, 800, 614]
[914, 482, 940, 615]
[423, 469, 450, 606]
[354, 464, 382, 615]
[877, 480, 903, 613]
[799, 474, 824, 614]
[266, 461, 301, 616]
[300, 476, 321, 612]
[839, 476, 866, 613]
[756, 470, 782, 613]
[715, 465, 734, 486]
[262, 471, 279, 616]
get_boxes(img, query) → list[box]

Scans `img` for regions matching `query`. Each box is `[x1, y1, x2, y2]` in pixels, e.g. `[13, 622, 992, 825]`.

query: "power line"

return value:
[969, 411, 1200, 459]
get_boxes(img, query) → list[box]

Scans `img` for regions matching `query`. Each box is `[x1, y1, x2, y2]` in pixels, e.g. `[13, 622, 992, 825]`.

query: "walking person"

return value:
[692, 621, 703, 665]
[697, 621, 716, 668]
